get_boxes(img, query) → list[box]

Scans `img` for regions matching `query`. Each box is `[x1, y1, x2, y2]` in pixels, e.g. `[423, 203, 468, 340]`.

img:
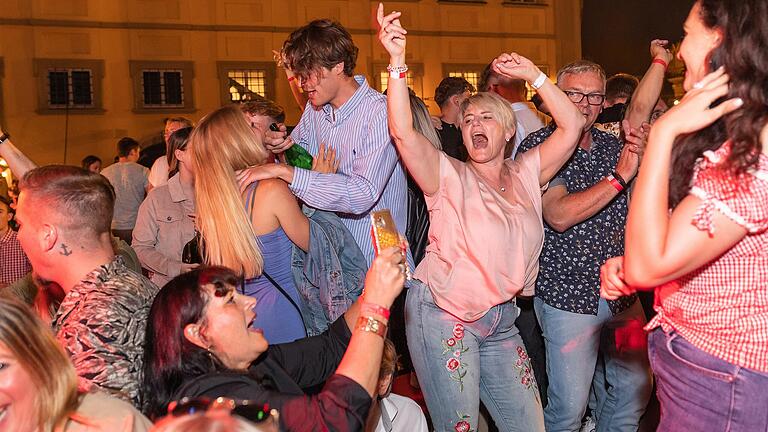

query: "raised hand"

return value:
[654, 67, 743, 137]
[377, 3, 407, 60]
[491, 52, 540, 84]
[363, 246, 406, 309]
[650, 39, 673, 65]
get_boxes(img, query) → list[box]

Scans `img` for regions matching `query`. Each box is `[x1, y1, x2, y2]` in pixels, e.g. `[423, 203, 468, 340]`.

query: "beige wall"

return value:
[0, 0, 581, 167]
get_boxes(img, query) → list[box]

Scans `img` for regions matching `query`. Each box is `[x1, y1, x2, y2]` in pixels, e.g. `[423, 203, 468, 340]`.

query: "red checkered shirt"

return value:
[0, 229, 32, 286]
[647, 142, 768, 372]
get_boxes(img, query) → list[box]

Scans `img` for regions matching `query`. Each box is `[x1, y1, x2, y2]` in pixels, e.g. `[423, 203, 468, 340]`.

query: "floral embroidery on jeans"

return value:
[443, 323, 469, 391]
[515, 346, 536, 391]
[454, 412, 475, 432]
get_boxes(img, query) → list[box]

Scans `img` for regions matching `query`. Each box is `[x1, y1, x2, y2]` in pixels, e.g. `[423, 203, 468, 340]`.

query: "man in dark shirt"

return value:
[433, 77, 474, 161]
[518, 61, 651, 432]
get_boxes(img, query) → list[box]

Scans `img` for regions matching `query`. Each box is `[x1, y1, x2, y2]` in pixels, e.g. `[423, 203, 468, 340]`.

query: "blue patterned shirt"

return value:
[289, 75, 410, 267]
[518, 124, 636, 315]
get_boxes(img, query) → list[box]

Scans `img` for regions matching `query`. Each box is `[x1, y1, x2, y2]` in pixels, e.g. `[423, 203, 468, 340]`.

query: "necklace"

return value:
[471, 164, 509, 193]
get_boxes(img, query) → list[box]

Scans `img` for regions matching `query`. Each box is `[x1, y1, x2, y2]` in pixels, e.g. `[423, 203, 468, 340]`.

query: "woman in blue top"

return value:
[190, 105, 312, 343]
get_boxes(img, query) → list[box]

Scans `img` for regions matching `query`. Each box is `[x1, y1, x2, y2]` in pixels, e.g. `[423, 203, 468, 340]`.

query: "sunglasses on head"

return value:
[168, 396, 278, 423]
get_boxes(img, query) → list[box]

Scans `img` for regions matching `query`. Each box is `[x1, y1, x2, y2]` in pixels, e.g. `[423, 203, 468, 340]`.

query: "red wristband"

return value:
[607, 175, 624, 192]
[287, 76, 296, 82]
[362, 302, 390, 320]
[652, 58, 668, 70]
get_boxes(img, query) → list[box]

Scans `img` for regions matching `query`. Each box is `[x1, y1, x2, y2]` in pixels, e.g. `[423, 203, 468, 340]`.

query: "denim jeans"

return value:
[406, 280, 544, 432]
[535, 297, 651, 432]
[649, 329, 768, 431]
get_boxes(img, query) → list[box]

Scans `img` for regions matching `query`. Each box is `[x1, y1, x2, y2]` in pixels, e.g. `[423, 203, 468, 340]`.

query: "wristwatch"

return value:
[0, 132, 9, 145]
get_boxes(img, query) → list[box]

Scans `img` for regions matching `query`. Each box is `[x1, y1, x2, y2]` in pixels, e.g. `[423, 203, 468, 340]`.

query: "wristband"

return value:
[612, 171, 628, 189]
[287, 76, 296, 82]
[355, 316, 387, 338]
[387, 64, 408, 79]
[531, 71, 548, 90]
[607, 175, 624, 192]
[362, 302, 390, 320]
[0, 132, 9, 145]
[652, 58, 668, 70]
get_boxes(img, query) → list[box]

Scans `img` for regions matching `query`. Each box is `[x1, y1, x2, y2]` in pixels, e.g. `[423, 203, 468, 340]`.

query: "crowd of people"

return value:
[0, 0, 766, 431]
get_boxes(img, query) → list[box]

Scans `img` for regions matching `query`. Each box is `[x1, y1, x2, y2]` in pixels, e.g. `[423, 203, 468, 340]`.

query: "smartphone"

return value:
[370, 209, 410, 279]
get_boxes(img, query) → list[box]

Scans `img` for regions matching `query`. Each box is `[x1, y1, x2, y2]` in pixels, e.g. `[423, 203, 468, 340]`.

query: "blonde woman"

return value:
[0, 298, 151, 431]
[190, 105, 309, 344]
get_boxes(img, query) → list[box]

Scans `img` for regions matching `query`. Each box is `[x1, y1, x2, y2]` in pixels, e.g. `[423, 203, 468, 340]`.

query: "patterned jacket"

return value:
[53, 256, 158, 407]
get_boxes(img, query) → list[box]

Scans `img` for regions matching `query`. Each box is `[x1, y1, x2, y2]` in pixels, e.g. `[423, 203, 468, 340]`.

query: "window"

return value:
[217, 62, 276, 105]
[443, 64, 486, 92]
[33, 59, 104, 114]
[47, 69, 94, 108]
[130, 61, 195, 113]
[373, 63, 424, 99]
[141, 69, 184, 107]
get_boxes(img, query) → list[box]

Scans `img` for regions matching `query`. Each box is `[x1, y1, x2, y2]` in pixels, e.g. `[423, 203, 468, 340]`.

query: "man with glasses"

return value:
[517, 61, 652, 432]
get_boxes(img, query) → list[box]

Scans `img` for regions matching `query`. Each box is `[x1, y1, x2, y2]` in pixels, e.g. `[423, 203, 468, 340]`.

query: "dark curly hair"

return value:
[282, 19, 358, 79]
[669, 0, 768, 208]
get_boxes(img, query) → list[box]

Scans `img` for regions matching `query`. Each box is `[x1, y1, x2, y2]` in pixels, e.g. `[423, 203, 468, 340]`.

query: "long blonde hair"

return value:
[190, 105, 271, 278]
[409, 94, 442, 150]
[0, 298, 79, 431]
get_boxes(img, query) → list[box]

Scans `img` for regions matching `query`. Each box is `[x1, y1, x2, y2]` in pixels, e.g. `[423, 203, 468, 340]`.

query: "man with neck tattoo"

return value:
[14, 165, 158, 407]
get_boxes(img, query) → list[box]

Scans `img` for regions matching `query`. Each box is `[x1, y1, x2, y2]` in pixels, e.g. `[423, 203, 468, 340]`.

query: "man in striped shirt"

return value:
[254, 19, 410, 267]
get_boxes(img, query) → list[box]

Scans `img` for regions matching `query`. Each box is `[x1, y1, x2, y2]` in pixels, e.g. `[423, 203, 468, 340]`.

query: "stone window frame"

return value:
[33, 58, 105, 115]
[129, 60, 195, 113]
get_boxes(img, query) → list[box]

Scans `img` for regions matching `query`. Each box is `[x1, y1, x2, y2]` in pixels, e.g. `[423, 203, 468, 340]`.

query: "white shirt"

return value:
[510, 101, 546, 159]
[375, 393, 429, 432]
[148, 156, 169, 187]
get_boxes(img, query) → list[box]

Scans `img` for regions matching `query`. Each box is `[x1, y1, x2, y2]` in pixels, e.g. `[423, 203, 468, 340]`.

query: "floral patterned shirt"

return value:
[518, 124, 636, 315]
[53, 256, 158, 407]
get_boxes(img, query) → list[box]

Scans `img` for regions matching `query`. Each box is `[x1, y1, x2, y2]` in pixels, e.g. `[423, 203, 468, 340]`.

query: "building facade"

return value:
[0, 0, 581, 166]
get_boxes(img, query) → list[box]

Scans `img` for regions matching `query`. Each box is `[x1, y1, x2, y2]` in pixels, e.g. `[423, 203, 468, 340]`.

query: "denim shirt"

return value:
[292, 208, 368, 336]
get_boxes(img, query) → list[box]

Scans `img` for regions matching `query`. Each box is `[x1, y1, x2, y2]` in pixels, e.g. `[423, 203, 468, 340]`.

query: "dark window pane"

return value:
[143, 71, 162, 105]
[71, 71, 92, 105]
[49, 71, 69, 105]
[164, 72, 183, 105]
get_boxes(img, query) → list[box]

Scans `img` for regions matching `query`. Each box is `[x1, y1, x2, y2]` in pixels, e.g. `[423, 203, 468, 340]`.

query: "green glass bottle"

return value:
[284, 144, 314, 170]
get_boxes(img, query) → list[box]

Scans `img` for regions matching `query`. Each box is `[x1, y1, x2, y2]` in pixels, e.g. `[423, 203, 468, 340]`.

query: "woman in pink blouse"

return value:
[600, 1, 768, 431]
[378, 4, 584, 431]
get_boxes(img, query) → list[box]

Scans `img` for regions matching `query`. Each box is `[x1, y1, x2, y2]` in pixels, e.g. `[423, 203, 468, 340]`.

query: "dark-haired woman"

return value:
[133, 127, 197, 287]
[142, 248, 406, 431]
[81, 155, 102, 173]
[600, 1, 768, 430]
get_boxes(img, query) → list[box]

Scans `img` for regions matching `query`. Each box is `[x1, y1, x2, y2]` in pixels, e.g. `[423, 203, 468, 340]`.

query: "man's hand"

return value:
[492, 52, 541, 84]
[650, 39, 673, 65]
[181, 263, 200, 273]
[600, 256, 635, 300]
[264, 123, 294, 154]
[312, 143, 339, 174]
[431, 115, 443, 130]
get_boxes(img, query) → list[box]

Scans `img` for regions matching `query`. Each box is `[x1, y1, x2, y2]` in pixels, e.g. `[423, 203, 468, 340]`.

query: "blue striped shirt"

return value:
[289, 76, 411, 267]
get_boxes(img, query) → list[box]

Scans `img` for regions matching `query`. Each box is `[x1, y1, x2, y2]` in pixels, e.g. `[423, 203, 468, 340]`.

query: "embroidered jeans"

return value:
[405, 280, 544, 432]
[649, 329, 768, 432]
[535, 297, 652, 432]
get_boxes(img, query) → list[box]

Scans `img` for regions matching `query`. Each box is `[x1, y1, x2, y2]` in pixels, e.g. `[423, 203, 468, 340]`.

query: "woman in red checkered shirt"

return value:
[599, 1, 768, 431]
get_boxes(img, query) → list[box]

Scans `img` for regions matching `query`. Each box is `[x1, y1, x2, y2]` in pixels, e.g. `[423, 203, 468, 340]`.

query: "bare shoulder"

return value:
[253, 177, 292, 198]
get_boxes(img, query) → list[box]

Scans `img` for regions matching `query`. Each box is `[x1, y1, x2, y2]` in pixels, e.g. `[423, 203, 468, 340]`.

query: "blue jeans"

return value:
[406, 280, 544, 432]
[535, 297, 651, 432]
[649, 329, 768, 431]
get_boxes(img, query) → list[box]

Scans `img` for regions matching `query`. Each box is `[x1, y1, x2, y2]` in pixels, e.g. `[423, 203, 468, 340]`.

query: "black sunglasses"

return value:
[168, 396, 278, 423]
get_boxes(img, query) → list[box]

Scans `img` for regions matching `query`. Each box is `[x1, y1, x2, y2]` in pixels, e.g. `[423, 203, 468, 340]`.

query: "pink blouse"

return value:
[414, 148, 544, 321]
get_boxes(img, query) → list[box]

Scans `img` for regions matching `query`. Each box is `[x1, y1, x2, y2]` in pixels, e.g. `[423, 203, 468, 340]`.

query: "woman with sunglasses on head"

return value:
[133, 127, 198, 288]
[600, 1, 768, 430]
[142, 248, 406, 431]
[377, 3, 585, 431]
[0, 298, 151, 432]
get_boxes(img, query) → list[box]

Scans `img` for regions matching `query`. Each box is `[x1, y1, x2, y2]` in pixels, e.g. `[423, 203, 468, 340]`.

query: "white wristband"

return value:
[531, 72, 548, 90]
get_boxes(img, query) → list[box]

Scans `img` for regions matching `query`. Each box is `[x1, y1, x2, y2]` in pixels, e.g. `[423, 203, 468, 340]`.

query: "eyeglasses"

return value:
[564, 90, 605, 106]
[169, 396, 279, 424]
